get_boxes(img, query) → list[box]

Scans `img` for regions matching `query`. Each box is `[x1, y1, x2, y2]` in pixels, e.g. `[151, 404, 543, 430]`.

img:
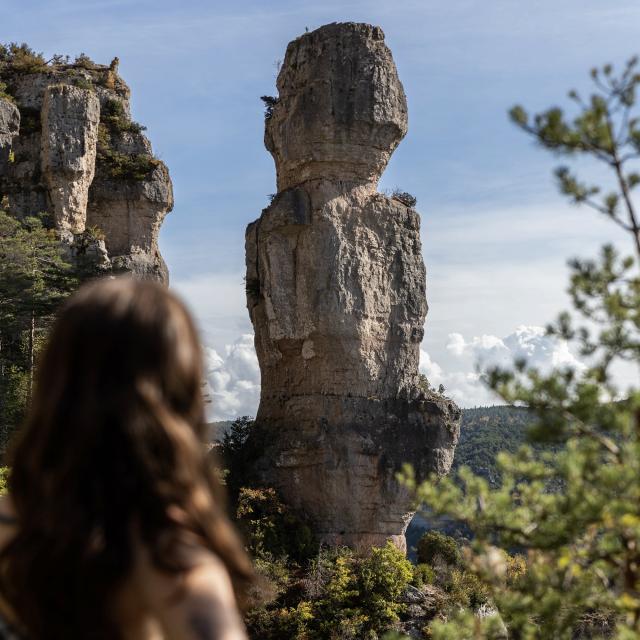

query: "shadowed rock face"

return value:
[0, 61, 172, 282]
[246, 23, 461, 551]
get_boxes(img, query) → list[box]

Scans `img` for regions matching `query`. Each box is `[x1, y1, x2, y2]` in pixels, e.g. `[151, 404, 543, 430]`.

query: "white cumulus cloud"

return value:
[202, 325, 586, 419]
[204, 334, 261, 421]
[421, 325, 585, 408]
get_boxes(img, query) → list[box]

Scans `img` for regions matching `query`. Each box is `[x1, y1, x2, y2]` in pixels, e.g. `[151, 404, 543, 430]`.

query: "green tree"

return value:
[416, 531, 462, 568]
[402, 57, 640, 639]
[0, 211, 78, 454]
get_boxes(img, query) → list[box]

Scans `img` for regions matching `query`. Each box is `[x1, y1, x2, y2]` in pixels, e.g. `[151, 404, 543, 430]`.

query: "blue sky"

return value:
[4, 0, 639, 415]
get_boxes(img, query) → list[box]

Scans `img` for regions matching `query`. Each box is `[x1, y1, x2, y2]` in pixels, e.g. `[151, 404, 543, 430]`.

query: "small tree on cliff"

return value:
[402, 57, 640, 639]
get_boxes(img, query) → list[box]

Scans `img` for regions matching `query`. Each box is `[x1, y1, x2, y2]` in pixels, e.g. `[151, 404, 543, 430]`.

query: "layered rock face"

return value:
[0, 58, 172, 282]
[246, 23, 461, 550]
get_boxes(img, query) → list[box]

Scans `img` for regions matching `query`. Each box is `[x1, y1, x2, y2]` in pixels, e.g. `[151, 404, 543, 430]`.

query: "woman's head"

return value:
[1, 277, 252, 639]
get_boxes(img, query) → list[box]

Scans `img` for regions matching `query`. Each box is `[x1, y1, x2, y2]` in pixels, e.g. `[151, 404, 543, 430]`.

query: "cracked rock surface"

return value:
[246, 22, 461, 551]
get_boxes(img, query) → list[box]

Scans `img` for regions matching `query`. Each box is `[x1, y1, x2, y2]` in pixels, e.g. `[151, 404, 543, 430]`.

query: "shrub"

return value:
[72, 76, 94, 91]
[101, 99, 146, 134]
[97, 150, 158, 181]
[74, 53, 96, 70]
[236, 486, 316, 564]
[416, 531, 462, 568]
[0, 42, 46, 73]
[505, 553, 526, 585]
[447, 568, 490, 609]
[260, 95, 278, 120]
[245, 542, 415, 639]
[0, 81, 14, 103]
[358, 542, 414, 628]
[412, 563, 436, 588]
[390, 189, 417, 208]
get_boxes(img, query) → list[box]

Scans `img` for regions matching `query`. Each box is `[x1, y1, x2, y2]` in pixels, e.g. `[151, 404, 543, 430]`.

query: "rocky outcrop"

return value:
[0, 56, 172, 282]
[245, 23, 461, 551]
[41, 84, 100, 235]
[0, 97, 19, 173]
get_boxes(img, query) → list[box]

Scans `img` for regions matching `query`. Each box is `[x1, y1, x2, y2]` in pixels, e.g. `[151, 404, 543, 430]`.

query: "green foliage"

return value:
[0, 211, 78, 455]
[95, 100, 155, 181]
[0, 80, 14, 103]
[246, 542, 414, 640]
[0, 42, 46, 73]
[73, 53, 96, 70]
[260, 95, 278, 120]
[401, 56, 640, 639]
[71, 76, 94, 91]
[218, 416, 255, 501]
[236, 486, 316, 565]
[390, 189, 417, 208]
[97, 145, 159, 181]
[453, 406, 552, 487]
[509, 55, 640, 255]
[416, 531, 461, 568]
[412, 563, 435, 588]
[101, 99, 146, 134]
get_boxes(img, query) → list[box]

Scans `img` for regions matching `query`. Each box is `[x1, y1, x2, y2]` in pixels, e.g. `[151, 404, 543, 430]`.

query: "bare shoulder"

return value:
[133, 542, 247, 640]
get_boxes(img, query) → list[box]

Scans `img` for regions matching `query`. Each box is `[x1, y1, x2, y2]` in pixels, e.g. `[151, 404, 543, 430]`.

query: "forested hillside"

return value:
[452, 405, 535, 486]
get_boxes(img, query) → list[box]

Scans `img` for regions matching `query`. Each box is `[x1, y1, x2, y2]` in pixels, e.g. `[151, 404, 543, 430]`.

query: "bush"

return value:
[97, 150, 158, 181]
[260, 95, 278, 120]
[236, 486, 316, 564]
[74, 53, 96, 70]
[412, 563, 436, 588]
[358, 542, 414, 629]
[447, 568, 490, 609]
[245, 542, 414, 640]
[0, 42, 46, 73]
[95, 101, 154, 181]
[390, 189, 417, 208]
[101, 99, 146, 134]
[416, 531, 462, 568]
[72, 76, 94, 91]
[0, 81, 14, 103]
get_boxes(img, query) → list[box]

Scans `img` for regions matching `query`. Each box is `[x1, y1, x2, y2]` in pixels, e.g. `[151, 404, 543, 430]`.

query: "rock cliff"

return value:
[0, 51, 172, 282]
[245, 23, 461, 551]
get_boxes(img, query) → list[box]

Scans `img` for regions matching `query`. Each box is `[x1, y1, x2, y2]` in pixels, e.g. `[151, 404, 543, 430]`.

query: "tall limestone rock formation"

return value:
[245, 23, 461, 550]
[0, 51, 172, 282]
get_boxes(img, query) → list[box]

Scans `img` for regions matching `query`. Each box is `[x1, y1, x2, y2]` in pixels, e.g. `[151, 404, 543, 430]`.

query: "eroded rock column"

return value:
[41, 84, 99, 235]
[245, 22, 461, 551]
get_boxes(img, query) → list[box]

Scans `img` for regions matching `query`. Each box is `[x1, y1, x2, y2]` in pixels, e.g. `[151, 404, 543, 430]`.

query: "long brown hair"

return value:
[0, 277, 253, 639]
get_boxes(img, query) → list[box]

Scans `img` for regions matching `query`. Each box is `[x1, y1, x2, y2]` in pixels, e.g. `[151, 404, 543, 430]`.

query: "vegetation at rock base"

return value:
[400, 56, 640, 639]
[0, 211, 79, 457]
[217, 419, 520, 639]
